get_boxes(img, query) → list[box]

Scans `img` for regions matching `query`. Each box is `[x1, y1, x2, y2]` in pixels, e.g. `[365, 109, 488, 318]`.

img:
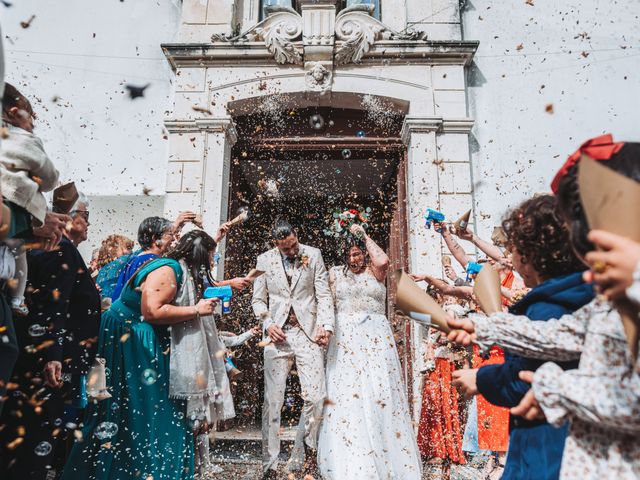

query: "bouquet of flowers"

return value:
[324, 207, 371, 238]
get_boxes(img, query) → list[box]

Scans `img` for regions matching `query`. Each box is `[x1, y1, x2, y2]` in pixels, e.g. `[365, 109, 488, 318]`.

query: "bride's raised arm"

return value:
[350, 224, 389, 282]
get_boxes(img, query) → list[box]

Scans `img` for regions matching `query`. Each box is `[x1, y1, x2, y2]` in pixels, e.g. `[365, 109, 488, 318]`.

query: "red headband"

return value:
[550, 134, 625, 193]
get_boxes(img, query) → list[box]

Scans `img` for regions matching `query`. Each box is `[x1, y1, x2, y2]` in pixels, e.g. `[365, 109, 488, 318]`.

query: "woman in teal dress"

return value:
[61, 230, 219, 480]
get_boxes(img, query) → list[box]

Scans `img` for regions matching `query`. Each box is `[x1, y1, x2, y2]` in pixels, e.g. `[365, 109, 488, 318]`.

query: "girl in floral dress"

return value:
[448, 135, 640, 479]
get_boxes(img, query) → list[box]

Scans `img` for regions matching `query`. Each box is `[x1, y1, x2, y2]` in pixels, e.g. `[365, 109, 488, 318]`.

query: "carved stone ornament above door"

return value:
[211, 6, 304, 65]
[211, 3, 426, 67]
[334, 5, 427, 65]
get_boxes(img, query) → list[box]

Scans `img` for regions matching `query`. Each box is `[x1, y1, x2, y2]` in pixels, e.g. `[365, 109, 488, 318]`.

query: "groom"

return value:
[252, 218, 334, 479]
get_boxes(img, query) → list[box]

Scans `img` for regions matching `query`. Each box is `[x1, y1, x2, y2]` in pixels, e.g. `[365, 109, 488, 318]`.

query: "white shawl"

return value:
[169, 260, 235, 421]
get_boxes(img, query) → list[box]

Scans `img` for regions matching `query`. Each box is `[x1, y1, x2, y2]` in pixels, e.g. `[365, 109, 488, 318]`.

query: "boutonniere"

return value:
[298, 252, 310, 269]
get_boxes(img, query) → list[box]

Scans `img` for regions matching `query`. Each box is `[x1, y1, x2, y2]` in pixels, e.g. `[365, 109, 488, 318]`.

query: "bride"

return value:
[317, 224, 422, 479]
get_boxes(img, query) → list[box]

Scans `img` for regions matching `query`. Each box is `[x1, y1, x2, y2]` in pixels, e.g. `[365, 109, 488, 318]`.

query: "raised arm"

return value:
[471, 307, 590, 361]
[141, 266, 216, 325]
[429, 276, 473, 299]
[533, 362, 640, 435]
[351, 224, 389, 282]
[466, 231, 507, 263]
[410, 273, 473, 299]
[220, 329, 256, 348]
[437, 223, 470, 269]
[214, 276, 251, 290]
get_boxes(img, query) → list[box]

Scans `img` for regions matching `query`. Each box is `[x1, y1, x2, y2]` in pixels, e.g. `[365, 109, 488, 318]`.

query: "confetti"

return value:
[125, 83, 150, 100]
[20, 14, 35, 28]
[192, 105, 213, 115]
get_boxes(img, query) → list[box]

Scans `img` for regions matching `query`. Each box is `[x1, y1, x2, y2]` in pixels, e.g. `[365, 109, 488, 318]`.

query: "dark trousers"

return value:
[0, 290, 19, 416]
[0, 308, 80, 480]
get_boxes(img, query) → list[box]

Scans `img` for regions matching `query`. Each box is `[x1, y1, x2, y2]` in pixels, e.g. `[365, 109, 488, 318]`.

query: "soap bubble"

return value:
[28, 324, 47, 337]
[341, 149, 352, 159]
[309, 114, 325, 130]
[34, 441, 52, 456]
[94, 421, 118, 440]
[356, 130, 366, 138]
[141, 369, 157, 385]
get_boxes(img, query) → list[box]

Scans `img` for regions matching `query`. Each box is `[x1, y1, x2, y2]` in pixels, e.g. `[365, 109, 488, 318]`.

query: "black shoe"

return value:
[262, 469, 278, 480]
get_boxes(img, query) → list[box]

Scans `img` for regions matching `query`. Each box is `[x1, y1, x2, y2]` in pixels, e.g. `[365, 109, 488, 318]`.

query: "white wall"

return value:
[0, 0, 181, 256]
[74, 195, 164, 260]
[463, 0, 640, 238]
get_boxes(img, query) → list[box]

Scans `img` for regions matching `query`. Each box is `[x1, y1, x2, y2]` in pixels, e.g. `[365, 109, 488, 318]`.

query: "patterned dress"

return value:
[471, 263, 640, 479]
[417, 334, 466, 464]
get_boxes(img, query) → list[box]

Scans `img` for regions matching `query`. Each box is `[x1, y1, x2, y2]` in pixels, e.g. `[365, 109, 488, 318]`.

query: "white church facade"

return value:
[161, 0, 477, 417]
[3, 0, 639, 429]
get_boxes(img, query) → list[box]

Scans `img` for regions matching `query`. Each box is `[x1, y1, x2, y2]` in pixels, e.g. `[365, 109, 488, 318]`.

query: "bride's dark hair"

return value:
[166, 229, 217, 298]
[341, 233, 367, 274]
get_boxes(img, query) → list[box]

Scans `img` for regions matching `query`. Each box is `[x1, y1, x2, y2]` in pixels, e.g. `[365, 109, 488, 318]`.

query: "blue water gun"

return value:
[225, 355, 242, 379]
[424, 208, 446, 231]
[466, 262, 483, 281]
[204, 285, 233, 314]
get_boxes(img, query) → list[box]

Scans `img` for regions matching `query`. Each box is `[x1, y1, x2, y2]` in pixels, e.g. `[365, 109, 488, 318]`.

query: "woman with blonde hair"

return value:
[95, 234, 134, 298]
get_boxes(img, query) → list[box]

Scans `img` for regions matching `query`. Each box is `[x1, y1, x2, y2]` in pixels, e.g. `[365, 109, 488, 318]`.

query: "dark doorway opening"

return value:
[217, 105, 406, 435]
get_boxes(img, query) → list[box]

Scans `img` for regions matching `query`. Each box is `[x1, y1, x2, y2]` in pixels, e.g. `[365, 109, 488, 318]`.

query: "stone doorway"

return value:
[216, 103, 409, 439]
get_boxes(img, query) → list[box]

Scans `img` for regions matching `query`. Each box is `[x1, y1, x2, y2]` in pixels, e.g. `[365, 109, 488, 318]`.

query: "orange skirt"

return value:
[417, 358, 466, 464]
[473, 345, 510, 452]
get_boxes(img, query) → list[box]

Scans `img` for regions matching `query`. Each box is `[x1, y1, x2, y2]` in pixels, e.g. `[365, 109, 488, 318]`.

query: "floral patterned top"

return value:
[470, 263, 640, 479]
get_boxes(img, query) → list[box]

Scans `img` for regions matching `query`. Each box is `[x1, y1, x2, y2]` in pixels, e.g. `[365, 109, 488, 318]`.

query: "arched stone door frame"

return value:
[163, 48, 476, 417]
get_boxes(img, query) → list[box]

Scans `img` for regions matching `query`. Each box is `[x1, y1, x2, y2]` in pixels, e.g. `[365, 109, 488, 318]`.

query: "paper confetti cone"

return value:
[491, 226, 508, 247]
[53, 182, 79, 215]
[578, 154, 640, 359]
[473, 264, 503, 314]
[228, 208, 249, 227]
[394, 270, 450, 333]
[246, 269, 265, 281]
[454, 209, 472, 233]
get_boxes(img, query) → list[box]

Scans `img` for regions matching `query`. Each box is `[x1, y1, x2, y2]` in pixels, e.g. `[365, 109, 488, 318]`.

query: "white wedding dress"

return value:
[317, 267, 422, 480]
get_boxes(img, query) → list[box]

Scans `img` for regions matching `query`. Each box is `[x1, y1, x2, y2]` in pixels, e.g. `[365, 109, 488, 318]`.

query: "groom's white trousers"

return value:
[262, 325, 326, 472]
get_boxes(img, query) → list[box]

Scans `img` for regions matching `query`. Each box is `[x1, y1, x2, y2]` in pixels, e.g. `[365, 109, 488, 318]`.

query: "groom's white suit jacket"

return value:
[252, 244, 335, 337]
